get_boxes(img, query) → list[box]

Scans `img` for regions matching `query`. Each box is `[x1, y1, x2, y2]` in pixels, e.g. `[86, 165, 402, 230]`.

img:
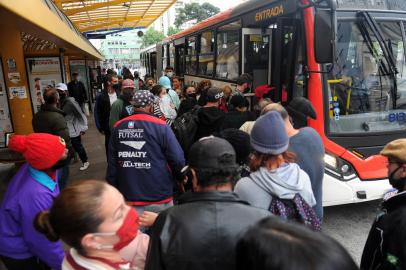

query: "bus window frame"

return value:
[322, 12, 406, 139]
[197, 30, 215, 77]
[180, 18, 243, 83]
[215, 20, 242, 81]
[186, 36, 198, 75]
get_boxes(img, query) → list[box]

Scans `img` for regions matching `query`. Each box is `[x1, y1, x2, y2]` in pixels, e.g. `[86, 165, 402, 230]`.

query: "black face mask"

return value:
[122, 92, 133, 102]
[187, 93, 197, 99]
[389, 165, 406, 191]
[113, 84, 120, 91]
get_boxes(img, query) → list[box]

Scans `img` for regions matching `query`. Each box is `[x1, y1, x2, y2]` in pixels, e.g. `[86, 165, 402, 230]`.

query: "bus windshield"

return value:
[326, 19, 406, 134]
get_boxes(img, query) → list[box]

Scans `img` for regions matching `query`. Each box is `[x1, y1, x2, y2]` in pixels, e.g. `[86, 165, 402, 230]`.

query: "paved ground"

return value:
[323, 200, 379, 264]
[0, 115, 382, 268]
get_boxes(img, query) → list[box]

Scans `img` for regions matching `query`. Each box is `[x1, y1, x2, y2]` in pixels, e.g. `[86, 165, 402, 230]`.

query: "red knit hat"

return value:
[8, 133, 67, 170]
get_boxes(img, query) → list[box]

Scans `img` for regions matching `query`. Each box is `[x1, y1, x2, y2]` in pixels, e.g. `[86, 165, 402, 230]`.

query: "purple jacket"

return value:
[0, 163, 64, 269]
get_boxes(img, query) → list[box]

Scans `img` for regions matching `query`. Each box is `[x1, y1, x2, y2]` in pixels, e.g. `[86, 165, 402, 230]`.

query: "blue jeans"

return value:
[58, 165, 69, 190]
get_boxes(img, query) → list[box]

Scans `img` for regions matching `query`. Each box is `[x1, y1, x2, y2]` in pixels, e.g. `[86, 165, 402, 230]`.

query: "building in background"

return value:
[151, 0, 197, 36]
[99, 30, 143, 70]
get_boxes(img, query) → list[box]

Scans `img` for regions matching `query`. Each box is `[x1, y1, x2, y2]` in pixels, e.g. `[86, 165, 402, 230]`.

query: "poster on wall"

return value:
[0, 59, 14, 148]
[69, 60, 89, 99]
[26, 57, 62, 113]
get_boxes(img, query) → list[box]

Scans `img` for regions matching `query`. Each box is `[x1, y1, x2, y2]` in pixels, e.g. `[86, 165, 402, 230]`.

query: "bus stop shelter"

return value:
[0, 0, 176, 151]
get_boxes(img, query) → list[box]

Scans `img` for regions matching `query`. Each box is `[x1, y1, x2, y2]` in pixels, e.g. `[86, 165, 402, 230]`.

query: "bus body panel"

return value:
[139, 0, 406, 205]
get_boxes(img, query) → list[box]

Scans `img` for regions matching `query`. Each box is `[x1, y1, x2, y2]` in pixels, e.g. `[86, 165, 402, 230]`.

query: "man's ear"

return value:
[190, 168, 199, 192]
[401, 164, 406, 178]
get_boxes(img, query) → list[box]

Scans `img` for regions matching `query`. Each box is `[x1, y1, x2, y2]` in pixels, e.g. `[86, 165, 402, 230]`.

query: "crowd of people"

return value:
[0, 65, 405, 270]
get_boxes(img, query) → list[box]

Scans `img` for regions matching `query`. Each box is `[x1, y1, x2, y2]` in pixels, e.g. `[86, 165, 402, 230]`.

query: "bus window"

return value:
[162, 44, 168, 71]
[327, 21, 406, 134]
[198, 31, 214, 76]
[186, 36, 197, 75]
[175, 45, 186, 76]
[169, 43, 175, 68]
[243, 28, 271, 90]
[216, 20, 240, 80]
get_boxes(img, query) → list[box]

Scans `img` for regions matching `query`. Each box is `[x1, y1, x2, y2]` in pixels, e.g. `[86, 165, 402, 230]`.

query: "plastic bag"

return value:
[83, 103, 90, 117]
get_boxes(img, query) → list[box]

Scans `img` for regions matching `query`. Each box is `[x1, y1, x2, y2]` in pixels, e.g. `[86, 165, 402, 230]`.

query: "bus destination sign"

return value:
[242, 1, 297, 27]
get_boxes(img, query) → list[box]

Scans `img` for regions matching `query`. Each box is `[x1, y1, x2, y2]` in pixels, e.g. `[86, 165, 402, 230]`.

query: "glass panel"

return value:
[200, 31, 214, 53]
[198, 55, 214, 76]
[186, 37, 197, 74]
[216, 31, 239, 80]
[244, 34, 269, 78]
[170, 43, 175, 58]
[187, 37, 196, 56]
[327, 21, 406, 134]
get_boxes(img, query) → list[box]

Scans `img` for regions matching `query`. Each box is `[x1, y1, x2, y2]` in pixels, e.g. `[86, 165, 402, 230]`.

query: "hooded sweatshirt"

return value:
[195, 106, 225, 141]
[234, 163, 316, 210]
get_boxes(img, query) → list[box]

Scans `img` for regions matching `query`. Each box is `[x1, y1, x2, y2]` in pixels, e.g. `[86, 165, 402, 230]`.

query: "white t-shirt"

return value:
[108, 92, 117, 106]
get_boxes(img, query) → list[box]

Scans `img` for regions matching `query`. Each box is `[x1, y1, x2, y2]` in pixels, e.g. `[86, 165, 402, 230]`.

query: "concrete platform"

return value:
[68, 114, 108, 183]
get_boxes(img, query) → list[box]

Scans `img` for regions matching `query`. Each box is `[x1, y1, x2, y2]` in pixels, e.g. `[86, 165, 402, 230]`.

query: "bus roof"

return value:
[164, 0, 291, 43]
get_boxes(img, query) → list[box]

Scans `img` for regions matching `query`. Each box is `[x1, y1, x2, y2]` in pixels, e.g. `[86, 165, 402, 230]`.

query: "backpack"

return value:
[171, 107, 200, 156]
[269, 193, 321, 231]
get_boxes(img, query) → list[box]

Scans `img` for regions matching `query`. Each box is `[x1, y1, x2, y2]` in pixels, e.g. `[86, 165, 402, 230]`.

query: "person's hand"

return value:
[80, 131, 86, 136]
[139, 211, 158, 227]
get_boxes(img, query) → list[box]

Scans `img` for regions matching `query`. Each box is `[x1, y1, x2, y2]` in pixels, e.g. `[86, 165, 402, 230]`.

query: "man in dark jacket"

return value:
[32, 88, 72, 189]
[221, 95, 255, 130]
[361, 139, 406, 270]
[67, 73, 88, 109]
[107, 90, 185, 214]
[145, 136, 270, 270]
[108, 79, 135, 130]
[195, 87, 226, 141]
[95, 74, 119, 157]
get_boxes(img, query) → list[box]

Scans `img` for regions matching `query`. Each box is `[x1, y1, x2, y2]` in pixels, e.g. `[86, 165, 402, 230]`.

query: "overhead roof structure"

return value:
[54, 0, 177, 33]
[0, 0, 103, 59]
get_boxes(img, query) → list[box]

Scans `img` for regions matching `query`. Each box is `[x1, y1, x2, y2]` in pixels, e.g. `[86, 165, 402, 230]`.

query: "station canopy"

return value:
[54, 0, 177, 33]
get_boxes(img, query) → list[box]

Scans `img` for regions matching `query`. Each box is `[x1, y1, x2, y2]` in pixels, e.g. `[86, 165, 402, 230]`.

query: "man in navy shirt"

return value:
[107, 90, 185, 214]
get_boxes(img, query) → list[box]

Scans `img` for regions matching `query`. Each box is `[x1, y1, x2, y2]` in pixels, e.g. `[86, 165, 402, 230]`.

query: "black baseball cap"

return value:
[286, 97, 317, 120]
[206, 87, 224, 102]
[188, 136, 238, 170]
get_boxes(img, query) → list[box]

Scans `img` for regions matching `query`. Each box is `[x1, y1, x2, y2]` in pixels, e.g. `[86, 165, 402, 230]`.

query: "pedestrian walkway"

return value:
[69, 114, 107, 182]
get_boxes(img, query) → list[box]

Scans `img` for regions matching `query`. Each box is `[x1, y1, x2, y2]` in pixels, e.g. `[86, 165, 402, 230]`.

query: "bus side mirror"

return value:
[314, 9, 335, 64]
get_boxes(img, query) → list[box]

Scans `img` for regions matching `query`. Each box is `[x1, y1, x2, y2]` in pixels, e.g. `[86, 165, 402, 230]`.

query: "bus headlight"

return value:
[324, 153, 357, 181]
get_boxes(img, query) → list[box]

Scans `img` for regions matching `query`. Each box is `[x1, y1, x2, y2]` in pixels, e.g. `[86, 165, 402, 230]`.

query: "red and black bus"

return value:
[141, 0, 406, 206]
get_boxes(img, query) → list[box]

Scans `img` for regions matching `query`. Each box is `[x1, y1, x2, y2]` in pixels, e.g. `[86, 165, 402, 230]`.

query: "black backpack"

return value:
[172, 107, 200, 156]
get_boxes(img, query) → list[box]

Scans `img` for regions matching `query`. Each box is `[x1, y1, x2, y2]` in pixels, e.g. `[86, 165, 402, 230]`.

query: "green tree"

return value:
[174, 2, 220, 28]
[167, 26, 181, 36]
[141, 28, 165, 48]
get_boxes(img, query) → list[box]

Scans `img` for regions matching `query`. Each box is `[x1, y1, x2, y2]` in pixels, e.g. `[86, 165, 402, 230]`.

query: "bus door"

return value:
[241, 28, 272, 90]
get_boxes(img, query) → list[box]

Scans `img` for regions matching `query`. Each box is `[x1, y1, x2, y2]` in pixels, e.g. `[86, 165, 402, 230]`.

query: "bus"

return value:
[141, 0, 406, 206]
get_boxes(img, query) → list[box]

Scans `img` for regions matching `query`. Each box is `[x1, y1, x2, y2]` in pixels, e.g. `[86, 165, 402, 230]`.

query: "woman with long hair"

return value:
[34, 180, 151, 270]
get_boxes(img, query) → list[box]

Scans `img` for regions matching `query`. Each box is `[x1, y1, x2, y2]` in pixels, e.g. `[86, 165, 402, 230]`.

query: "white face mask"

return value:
[166, 71, 173, 78]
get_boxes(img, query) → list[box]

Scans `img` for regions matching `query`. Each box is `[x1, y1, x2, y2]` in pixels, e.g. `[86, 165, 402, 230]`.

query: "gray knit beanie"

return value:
[250, 111, 289, 155]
